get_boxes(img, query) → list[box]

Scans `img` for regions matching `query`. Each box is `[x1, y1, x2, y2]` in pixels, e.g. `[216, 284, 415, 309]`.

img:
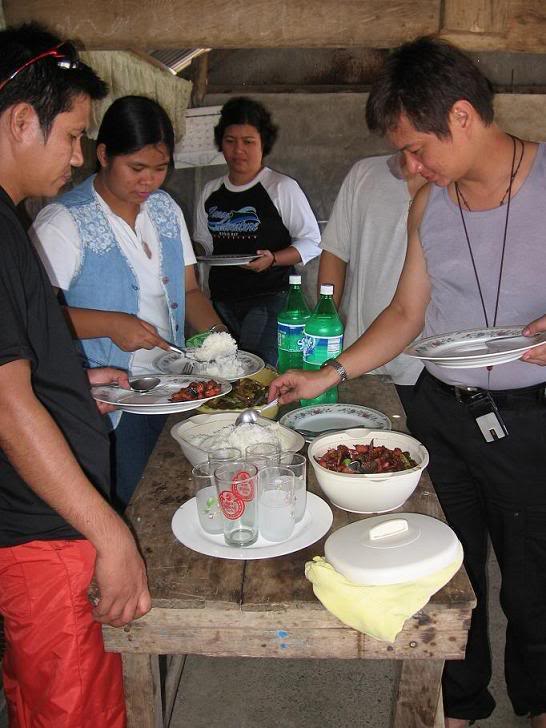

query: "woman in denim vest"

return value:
[32, 96, 225, 508]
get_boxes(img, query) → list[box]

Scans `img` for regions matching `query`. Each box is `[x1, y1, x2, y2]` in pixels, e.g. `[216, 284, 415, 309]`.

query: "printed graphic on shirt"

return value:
[208, 205, 261, 235]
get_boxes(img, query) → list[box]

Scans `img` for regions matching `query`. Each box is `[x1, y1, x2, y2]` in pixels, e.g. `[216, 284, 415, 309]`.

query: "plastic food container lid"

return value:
[324, 513, 462, 585]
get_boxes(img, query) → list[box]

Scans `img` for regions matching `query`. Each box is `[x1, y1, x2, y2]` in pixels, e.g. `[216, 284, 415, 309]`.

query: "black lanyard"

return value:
[454, 135, 517, 328]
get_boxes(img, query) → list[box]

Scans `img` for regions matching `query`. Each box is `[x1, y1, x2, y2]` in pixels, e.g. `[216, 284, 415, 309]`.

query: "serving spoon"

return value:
[128, 376, 161, 393]
[234, 399, 278, 426]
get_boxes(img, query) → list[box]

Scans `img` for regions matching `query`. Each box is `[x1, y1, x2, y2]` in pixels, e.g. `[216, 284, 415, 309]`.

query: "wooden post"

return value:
[122, 653, 163, 728]
[392, 660, 445, 728]
[191, 53, 209, 108]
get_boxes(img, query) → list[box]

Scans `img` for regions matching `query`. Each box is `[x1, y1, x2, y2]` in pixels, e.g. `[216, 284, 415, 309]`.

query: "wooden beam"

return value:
[442, 0, 546, 53]
[4, 0, 439, 49]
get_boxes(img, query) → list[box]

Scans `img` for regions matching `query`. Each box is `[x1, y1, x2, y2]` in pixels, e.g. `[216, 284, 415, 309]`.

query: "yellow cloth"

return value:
[305, 547, 463, 643]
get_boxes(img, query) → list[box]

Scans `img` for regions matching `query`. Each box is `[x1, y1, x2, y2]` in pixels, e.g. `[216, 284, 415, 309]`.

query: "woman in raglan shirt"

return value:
[31, 95, 224, 508]
[194, 97, 321, 367]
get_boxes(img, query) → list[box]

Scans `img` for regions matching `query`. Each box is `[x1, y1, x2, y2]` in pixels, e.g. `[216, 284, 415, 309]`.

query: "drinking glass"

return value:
[245, 442, 281, 466]
[279, 452, 307, 522]
[191, 462, 224, 535]
[207, 447, 241, 467]
[258, 466, 295, 542]
[214, 461, 259, 547]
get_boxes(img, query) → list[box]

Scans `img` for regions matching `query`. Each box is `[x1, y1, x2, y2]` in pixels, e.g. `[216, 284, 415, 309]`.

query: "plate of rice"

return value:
[153, 332, 264, 381]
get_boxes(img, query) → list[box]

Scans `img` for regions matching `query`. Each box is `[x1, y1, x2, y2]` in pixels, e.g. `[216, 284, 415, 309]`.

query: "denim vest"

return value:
[58, 175, 186, 372]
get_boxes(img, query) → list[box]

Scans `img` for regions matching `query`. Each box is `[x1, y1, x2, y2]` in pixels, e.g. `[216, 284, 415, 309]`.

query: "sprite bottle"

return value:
[277, 275, 311, 373]
[301, 284, 344, 406]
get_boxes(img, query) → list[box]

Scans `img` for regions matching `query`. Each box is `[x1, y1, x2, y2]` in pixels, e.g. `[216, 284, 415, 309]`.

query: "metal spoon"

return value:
[129, 376, 161, 393]
[234, 399, 278, 427]
[294, 426, 347, 439]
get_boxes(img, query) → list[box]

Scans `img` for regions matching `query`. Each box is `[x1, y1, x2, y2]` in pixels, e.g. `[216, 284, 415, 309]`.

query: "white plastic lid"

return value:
[324, 513, 462, 585]
[320, 284, 334, 295]
[289, 275, 302, 285]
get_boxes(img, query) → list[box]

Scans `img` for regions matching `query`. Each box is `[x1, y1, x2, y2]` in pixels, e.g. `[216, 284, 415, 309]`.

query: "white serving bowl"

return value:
[171, 412, 305, 466]
[308, 428, 429, 514]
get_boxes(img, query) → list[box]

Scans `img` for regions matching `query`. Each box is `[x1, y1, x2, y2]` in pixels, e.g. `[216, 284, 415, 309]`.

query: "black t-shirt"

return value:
[204, 181, 292, 301]
[0, 187, 111, 546]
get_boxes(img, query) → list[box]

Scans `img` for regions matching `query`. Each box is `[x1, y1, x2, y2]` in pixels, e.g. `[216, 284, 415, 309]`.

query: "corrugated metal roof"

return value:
[150, 48, 209, 74]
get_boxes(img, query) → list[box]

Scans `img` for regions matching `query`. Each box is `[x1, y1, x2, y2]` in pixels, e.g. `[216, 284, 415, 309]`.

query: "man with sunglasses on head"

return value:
[0, 23, 151, 726]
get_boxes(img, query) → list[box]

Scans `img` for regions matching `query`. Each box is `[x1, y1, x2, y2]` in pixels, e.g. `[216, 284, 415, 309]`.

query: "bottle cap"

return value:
[320, 284, 334, 295]
[289, 275, 302, 285]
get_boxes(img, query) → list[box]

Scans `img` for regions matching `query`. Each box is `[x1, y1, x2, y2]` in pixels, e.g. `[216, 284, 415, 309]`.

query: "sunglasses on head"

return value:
[0, 41, 81, 93]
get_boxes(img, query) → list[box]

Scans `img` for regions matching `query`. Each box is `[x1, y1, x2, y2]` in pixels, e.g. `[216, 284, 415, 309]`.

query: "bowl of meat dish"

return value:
[308, 428, 429, 514]
[171, 412, 305, 466]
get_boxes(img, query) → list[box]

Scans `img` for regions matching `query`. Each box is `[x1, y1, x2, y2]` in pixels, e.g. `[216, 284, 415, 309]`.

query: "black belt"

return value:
[424, 370, 546, 405]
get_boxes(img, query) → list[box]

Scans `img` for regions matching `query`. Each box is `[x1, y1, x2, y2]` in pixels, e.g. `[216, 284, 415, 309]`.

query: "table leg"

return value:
[123, 653, 163, 728]
[164, 655, 187, 728]
[392, 659, 444, 728]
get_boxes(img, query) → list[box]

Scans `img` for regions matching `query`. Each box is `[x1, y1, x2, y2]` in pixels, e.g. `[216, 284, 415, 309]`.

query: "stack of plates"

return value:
[405, 326, 546, 369]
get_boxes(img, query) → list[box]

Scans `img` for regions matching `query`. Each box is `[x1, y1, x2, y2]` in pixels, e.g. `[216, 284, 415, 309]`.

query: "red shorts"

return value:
[0, 539, 125, 727]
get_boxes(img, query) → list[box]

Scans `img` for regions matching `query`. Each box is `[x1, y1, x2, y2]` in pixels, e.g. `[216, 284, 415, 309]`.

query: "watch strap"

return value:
[321, 358, 348, 383]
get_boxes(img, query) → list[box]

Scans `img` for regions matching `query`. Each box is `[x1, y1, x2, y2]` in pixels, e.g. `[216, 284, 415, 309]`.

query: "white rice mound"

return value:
[188, 422, 291, 454]
[191, 332, 244, 378]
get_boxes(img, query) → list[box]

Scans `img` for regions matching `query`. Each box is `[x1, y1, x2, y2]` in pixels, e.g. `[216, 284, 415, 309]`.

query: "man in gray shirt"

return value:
[272, 37, 546, 728]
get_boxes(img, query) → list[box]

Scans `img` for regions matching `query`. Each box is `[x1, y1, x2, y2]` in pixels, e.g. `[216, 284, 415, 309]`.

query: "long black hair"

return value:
[97, 95, 175, 161]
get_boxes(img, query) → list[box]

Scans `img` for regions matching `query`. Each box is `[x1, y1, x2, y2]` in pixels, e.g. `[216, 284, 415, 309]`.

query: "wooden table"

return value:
[103, 376, 475, 728]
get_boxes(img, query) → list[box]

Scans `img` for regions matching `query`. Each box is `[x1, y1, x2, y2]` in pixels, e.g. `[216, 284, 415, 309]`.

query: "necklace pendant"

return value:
[142, 241, 152, 259]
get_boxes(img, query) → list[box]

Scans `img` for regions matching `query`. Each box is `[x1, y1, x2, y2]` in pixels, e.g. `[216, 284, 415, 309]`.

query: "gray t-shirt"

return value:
[420, 143, 546, 389]
[320, 156, 423, 385]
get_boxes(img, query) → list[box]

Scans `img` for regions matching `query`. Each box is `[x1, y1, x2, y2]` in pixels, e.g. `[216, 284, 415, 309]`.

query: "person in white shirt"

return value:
[31, 95, 224, 508]
[194, 97, 321, 366]
[318, 153, 425, 410]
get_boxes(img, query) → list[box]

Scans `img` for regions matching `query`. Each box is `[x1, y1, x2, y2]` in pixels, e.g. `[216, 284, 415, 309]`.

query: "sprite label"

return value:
[278, 323, 306, 353]
[303, 334, 343, 366]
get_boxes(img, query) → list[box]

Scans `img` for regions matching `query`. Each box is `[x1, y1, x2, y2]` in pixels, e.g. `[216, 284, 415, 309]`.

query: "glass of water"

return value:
[245, 442, 281, 465]
[191, 462, 224, 535]
[258, 466, 295, 543]
[207, 447, 241, 467]
[215, 461, 259, 547]
[279, 452, 307, 523]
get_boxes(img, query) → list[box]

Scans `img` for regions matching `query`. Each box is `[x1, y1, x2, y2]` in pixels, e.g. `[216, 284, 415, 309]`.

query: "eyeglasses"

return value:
[0, 41, 81, 93]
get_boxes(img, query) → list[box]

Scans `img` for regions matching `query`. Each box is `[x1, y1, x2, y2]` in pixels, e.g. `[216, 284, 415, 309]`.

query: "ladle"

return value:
[234, 399, 278, 427]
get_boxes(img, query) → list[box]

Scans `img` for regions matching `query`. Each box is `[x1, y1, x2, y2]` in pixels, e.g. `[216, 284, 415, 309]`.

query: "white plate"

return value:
[171, 492, 333, 560]
[197, 254, 260, 266]
[279, 404, 391, 442]
[91, 375, 231, 415]
[405, 326, 546, 368]
[153, 350, 265, 382]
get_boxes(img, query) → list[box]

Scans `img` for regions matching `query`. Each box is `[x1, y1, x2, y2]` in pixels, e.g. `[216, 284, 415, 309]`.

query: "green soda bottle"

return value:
[277, 275, 311, 373]
[301, 284, 344, 406]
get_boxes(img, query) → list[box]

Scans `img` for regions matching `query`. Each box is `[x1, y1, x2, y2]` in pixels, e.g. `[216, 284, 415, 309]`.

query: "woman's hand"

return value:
[521, 315, 546, 366]
[243, 249, 275, 273]
[268, 367, 338, 405]
[86, 367, 130, 415]
[111, 313, 171, 352]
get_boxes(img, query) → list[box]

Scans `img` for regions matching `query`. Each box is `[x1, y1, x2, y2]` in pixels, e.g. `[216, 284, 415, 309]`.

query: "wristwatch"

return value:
[321, 358, 348, 383]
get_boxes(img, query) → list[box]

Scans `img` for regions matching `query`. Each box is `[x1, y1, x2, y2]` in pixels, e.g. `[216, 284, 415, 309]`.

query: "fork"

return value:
[179, 361, 195, 375]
